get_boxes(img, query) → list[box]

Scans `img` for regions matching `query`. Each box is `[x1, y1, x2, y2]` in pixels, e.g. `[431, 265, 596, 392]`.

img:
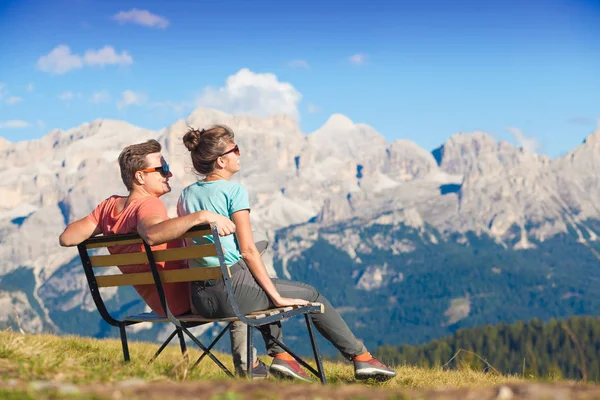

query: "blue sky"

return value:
[0, 0, 598, 157]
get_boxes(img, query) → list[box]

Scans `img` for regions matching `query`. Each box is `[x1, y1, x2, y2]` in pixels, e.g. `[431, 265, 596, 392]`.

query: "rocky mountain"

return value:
[1, 107, 599, 352]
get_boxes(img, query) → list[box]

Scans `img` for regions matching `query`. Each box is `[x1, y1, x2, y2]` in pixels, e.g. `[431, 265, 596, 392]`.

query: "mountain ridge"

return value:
[1, 106, 599, 344]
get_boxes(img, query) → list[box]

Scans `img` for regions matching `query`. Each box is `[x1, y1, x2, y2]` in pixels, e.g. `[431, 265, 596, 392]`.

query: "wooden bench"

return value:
[76, 223, 327, 383]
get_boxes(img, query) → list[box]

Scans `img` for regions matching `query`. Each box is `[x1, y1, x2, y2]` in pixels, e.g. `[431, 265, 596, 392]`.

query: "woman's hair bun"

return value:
[182, 128, 204, 152]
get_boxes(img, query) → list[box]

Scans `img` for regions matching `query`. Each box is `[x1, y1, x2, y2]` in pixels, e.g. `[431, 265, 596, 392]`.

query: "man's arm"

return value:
[138, 210, 236, 246]
[59, 217, 102, 247]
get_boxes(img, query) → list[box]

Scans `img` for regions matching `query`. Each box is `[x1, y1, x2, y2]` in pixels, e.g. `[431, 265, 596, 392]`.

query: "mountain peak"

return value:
[447, 131, 497, 146]
[185, 107, 229, 127]
[307, 113, 386, 160]
[583, 129, 600, 146]
[320, 113, 355, 132]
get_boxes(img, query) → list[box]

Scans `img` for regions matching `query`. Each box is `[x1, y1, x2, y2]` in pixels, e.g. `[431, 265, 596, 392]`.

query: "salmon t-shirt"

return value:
[87, 195, 190, 317]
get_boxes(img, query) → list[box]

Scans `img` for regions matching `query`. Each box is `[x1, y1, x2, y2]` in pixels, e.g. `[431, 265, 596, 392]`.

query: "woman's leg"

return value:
[227, 240, 269, 374]
[191, 265, 287, 357]
[229, 321, 258, 374]
[273, 279, 368, 360]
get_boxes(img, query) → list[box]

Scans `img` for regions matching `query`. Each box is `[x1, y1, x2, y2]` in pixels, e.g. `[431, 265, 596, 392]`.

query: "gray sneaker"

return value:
[354, 357, 397, 381]
[236, 359, 269, 379]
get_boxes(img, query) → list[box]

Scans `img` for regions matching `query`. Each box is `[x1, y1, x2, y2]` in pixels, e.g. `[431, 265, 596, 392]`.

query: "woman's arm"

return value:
[232, 210, 307, 307]
[139, 210, 236, 246]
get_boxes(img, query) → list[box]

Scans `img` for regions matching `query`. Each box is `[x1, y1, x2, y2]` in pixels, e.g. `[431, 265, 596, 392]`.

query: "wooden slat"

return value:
[95, 266, 229, 288]
[181, 229, 213, 240]
[86, 238, 143, 249]
[153, 245, 218, 263]
[90, 252, 148, 268]
[85, 228, 212, 250]
[125, 313, 239, 323]
[90, 244, 218, 268]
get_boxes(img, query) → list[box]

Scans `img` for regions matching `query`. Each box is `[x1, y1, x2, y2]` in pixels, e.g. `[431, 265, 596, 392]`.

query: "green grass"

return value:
[2, 329, 580, 399]
[0, 329, 529, 387]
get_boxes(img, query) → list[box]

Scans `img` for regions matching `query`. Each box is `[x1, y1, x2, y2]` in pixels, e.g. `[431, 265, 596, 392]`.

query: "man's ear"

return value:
[134, 171, 145, 186]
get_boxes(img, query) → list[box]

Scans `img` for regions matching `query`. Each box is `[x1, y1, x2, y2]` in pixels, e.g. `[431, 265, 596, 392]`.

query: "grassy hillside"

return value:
[0, 329, 537, 399]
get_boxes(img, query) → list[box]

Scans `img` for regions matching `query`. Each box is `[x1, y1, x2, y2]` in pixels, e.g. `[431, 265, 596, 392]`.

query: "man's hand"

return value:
[207, 212, 236, 236]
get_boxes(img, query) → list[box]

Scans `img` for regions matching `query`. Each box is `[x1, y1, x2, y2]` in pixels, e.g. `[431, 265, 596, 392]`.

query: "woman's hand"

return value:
[271, 296, 309, 308]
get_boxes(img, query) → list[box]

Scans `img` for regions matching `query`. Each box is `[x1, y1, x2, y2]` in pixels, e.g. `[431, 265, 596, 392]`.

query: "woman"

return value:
[177, 125, 396, 382]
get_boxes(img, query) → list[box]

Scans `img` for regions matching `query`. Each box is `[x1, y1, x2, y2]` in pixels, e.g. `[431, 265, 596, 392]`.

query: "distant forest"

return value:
[373, 316, 600, 381]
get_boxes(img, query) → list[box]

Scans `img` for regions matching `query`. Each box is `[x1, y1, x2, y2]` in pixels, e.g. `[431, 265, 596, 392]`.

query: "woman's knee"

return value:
[273, 279, 321, 302]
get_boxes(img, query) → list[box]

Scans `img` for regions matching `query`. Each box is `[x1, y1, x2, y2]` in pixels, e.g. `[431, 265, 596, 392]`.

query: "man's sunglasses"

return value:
[219, 144, 240, 157]
[139, 164, 170, 177]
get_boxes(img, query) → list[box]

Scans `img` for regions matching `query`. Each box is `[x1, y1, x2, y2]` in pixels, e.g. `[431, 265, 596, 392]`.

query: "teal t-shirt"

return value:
[177, 180, 250, 267]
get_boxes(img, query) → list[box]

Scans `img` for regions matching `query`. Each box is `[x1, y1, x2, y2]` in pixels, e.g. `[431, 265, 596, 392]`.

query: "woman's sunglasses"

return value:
[139, 164, 170, 177]
[219, 144, 240, 157]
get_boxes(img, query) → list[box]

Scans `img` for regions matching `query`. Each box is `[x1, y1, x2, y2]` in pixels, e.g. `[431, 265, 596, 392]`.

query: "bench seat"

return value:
[125, 303, 325, 323]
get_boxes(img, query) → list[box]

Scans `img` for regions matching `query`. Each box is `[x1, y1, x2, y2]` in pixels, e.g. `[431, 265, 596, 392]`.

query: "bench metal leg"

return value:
[247, 325, 254, 379]
[185, 324, 234, 377]
[305, 314, 327, 384]
[119, 324, 130, 362]
[149, 328, 179, 363]
[177, 329, 189, 361]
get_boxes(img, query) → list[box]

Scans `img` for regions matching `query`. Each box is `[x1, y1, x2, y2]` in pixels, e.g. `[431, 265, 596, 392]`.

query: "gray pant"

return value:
[227, 240, 270, 372]
[229, 320, 257, 372]
[191, 242, 367, 367]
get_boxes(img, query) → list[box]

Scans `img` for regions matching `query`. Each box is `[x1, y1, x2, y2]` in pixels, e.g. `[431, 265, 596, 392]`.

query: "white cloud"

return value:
[89, 90, 111, 104]
[0, 120, 30, 129]
[37, 120, 45, 129]
[83, 46, 133, 67]
[348, 53, 368, 65]
[37, 45, 132, 74]
[26, 83, 34, 92]
[112, 9, 169, 29]
[58, 91, 82, 101]
[0, 84, 24, 104]
[117, 90, 147, 109]
[37, 45, 84, 74]
[196, 68, 302, 120]
[506, 127, 539, 153]
[307, 103, 319, 113]
[6, 96, 22, 105]
[287, 60, 310, 69]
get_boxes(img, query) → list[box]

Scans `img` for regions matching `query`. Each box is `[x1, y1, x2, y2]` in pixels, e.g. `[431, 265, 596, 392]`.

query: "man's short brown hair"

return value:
[118, 139, 162, 191]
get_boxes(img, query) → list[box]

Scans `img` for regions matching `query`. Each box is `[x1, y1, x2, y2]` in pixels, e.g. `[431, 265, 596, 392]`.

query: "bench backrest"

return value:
[77, 223, 229, 325]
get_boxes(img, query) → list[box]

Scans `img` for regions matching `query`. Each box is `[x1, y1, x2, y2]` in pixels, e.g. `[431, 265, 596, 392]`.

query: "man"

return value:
[59, 139, 266, 377]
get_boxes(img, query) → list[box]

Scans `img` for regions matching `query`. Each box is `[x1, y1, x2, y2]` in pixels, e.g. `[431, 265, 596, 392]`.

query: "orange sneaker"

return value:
[270, 357, 313, 382]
